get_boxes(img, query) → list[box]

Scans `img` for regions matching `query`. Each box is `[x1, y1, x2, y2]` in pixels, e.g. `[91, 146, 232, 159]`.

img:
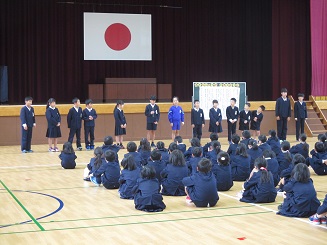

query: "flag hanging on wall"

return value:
[84, 13, 152, 60]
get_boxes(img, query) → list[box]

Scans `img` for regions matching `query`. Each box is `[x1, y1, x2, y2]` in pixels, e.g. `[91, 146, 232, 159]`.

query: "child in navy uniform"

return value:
[174, 136, 186, 153]
[294, 93, 307, 141]
[267, 130, 281, 156]
[309, 194, 327, 225]
[20, 96, 36, 153]
[262, 150, 279, 187]
[156, 141, 170, 164]
[206, 141, 221, 165]
[250, 105, 265, 139]
[240, 158, 277, 203]
[102, 136, 120, 162]
[59, 142, 77, 169]
[247, 140, 263, 169]
[290, 133, 309, 159]
[209, 100, 222, 135]
[231, 143, 251, 181]
[86, 147, 105, 184]
[82, 99, 97, 150]
[307, 142, 327, 175]
[114, 100, 126, 149]
[240, 130, 251, 149]
[119, 156, 141, 199]
[133, 166, 166, 212]
[275, 88, 291, 141]
[183, 158, 219, 207]
[89, 150, 120, 189]
[203, 133, 218, 157]
[145, 95, 160, 147]
[227, 134, 240, 156]
[46, 98, 61, 152]
[138, 138, 151, 163]
[161, 149, 189, 196]
[214, 152, 233, 191]
[67, 98, 83, 151]
[168, 96, 185, 141]
[124, 142, 144, 168]
[146, 150, 165, 184]
[258, 135, 271, 152]
[186, 147, 203, 175]
[277, 141, 293, 174]
[191, 100, 205, 141]
[277, 163, 320, 217]
[226, 98, 239, 143]
[184, 137, 202, 161]
[239, 103, 251, 131]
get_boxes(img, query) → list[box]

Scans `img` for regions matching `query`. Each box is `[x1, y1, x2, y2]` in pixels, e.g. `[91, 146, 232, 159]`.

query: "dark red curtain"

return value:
[310, 0, 327, 95]
[0, 0, 309, 104]
[271, 0, 311, 100]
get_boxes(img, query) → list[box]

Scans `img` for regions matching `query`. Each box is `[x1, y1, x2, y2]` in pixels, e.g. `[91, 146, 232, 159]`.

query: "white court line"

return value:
[0, 163, 88, 169]
[219, 192, 327, 230]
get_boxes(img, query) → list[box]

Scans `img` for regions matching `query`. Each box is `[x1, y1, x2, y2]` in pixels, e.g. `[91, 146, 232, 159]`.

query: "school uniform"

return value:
[158, 149, 170, 164]
[87, 157, 107, 184]
[247, 148, 263, 169]
[145, 103, 160, 130]
[124, 152, 144, 168]
[146, 160, 166, 183]
[294, 101, 307, 140]
[308, 151, 327, 175]
[265, 157, 280, 187]
[67, 107, 83, 148]
[230, 155, 251, 181]
[160, 164, 189, 196]
[250, 111, 263, 131]
[191, 108, 205, 140]
[239, 110, 251, 131]
[132, 178, 166, 212]
[46, 107, 61, 138]
[82, 108, 97, 148]
[240, 138, 251, 149]
[205, 150, 220, 166]
[317, 194, 327, 215]
[92, 161, 120, 189]
[59, 152, 77, 169]
[168, 105, 184, 130]
[119, 168, 141, 199]
[276, 152, 292, 175]
[267, 137, 282, 156]
[240, 171, 277, 203]
[114, 108, 126, 136]
[290, 143, 309, 159]
[258, 143, 271, 152]
[277, 178, 320, 217]
[226, 106, 239, 142]
[186, 157, 203, 175]
[202, 142, 213, 157]
[275, 97, 291, 140]
[212, 163, 233, 191]
[177, 143, 186, 153]
[139, 149, 151, 163]
[102, 144, 120, 162]
[184, 146, 203, 161]
[227, 143, 238, 156]
[182, 172, 219, 207]
[209, 108, 222, 133]
[20, 105, 35, 151]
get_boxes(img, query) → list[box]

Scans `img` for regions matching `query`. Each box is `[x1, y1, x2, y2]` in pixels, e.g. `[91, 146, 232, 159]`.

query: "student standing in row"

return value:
[145, 95, 160, 147]
[294, 93, 307, 141]
[209, 100, 222, 136]
[226, 98, 239, 143]
[83, 99, 97, 150]
[250, 105, 265, 139]
[275, 88, 291, 141]
[168, 96, 184, 141]
[20, 96, 36, 153]
[67, 98, 83, 151]
[114, 100, 127, 149]
[46, 98, 61, 152]
[238, 103, 251, 132]
[191, 100, 205, 141]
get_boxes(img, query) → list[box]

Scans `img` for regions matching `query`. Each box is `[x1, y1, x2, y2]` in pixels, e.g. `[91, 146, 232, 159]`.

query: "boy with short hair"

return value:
[209, 100, 223, 134]
[226, 98, 239, 143]
[20, 96, 36, 153]
[186, 147, 203, 175]
[102, 136, 120, 162]
[174, 136, 186, 153]
[191, 100, 205, 141]
[294, 93, 307, 141]
[83, 99, 97, 150]
[168, 96, 184, 141]
[145, 95, 160, 147]
[250, 105, 265, 139]
[275, 88, 291, 141]
[67, 97, 83, 150]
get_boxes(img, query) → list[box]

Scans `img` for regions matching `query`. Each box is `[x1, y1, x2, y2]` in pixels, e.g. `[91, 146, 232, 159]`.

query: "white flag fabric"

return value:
[84, 13, 152, 60]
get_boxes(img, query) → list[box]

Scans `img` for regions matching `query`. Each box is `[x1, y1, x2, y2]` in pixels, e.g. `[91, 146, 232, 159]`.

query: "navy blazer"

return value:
[209, 108, 223, 133]
[119, 168, 141, 199]
[247, 148, 263, 169]
[93, 161, 120, 187]
[308, 151, 327, 175]
[145, 104, 160, 123]
[230, 155, 251, 181]
[191, 108, 205, 125]
[82, 108, 97, 127]
[266, 157, 280, 186]
[239, 110, 251, 128]
[226, 106, 239, 121]
[160, 164, 189, 196]
[124, 152, 144, 168]
[59, 152, 77, 169]
[258, 143, 271, 152]
[46, 107, 61, 129]
[227, 143, 238, 156]
[290, 143, 309, 159]
[275, 97, 291, 118]
[186, 157, 203, 175]
[146, 160, 166, 183]
[267, 138, 282, 156]
[211, 163, 233, 191]
[294, 101, 307, 119]
[177, 144, 186, 153]
[20, 106, 35, 127]
[67, 107, 83, 129]
[114, 108, 126, 126]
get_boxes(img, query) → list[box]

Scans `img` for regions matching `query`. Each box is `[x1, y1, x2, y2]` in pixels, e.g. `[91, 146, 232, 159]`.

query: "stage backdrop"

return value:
[0, 0, 311, 104]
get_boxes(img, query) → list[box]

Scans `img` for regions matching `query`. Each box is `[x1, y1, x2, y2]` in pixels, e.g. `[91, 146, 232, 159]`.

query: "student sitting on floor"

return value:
[309, 194, 327, 225]
[146, 150, 166, 184]
[186, 147, 203, 175]
[240, 158, 277, 203]
[102, 136, 120, 162]
[247, 139, 263, 169]
[206, 141, 222, 165]
[203, 132, 219, 157]
[213, 151, 233, 191]
[85, 147, 104, 182]
[227, 134, 240, 156]
[133, 166, 166, 212]
[119, 156, 141, 199]
[262, 150, 279, 187]
[267, 129, 281, 156]
[124, 142, 144, 168]
[277, 163, 320, 218]
[156, 141, 170, 165]
[182, 158, 219, 207]
[231, 143, 251, 181]
[277, 141, 293, 175]
[258, 134, 271, 152]
[59, 142, 77, 169]
[174, 136, 186, 153]
[306, 142, 327, 175]
[138, 138, 152, 163]
[240, 130, 252, 149]
[290, 133, 309, 159]
[161, 149, 189, 196]
[184, 137, 202, 161]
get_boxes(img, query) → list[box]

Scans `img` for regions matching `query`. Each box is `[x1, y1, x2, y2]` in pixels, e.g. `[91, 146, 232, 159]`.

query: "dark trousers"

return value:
[227, 122, 237, 142]
[68, 128, 81, 147]
[277, 117, 288, 140]
[296, 118, 305, 140]
[21, 127, 33, 151]
[84, 126, 95, 146]
[192, 124, 203, 140]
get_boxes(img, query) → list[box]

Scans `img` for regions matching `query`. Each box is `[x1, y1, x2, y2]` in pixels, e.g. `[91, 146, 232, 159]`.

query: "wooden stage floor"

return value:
[1, 136, 326, 244]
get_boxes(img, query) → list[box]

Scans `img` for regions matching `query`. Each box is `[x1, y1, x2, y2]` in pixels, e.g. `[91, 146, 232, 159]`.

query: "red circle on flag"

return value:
[104, 23, 131, 51]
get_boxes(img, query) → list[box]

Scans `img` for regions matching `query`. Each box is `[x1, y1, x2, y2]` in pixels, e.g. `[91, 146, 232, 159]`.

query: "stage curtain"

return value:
[310, 0, 327, 96]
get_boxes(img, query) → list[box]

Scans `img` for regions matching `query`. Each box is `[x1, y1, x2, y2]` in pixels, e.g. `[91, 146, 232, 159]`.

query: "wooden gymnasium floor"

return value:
[1, 136, 326, 244]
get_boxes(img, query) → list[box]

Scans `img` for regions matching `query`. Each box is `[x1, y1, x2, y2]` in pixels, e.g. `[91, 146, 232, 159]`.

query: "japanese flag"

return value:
[84, 13, 152, 60]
